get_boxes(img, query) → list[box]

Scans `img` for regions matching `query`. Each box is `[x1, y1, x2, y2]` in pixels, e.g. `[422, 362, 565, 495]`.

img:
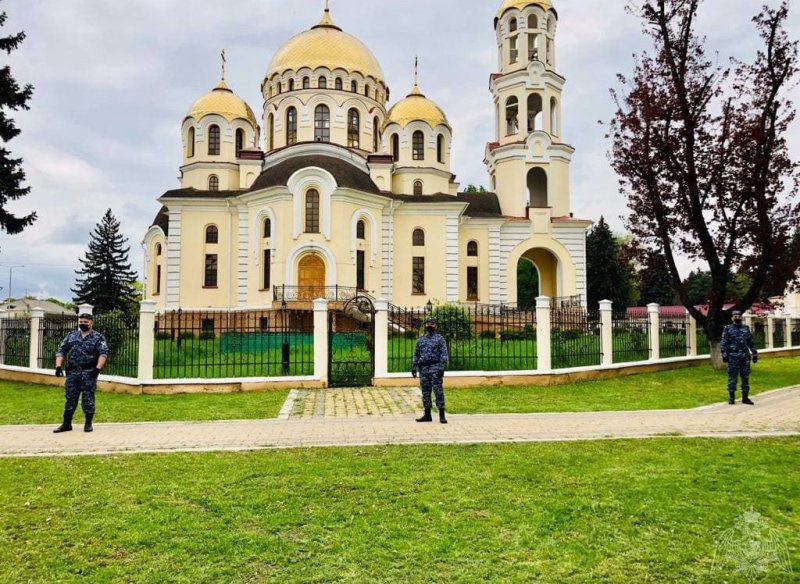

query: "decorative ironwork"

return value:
[93, 311, 140, 377]
[0, 316, 31, 367]
[273, 285, 363, 302]
[551, 307, 602, 369]
[38, 314, 76, 369]
[772, 318, 786, 348]
[328, 296, 375, 387]
[791, 319, 800, 347]
[612, 312, 650, 363]
[659, 316, 688, 359]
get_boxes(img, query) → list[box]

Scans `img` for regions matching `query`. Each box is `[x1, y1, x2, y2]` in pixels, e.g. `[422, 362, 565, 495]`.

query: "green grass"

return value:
[446, 355, 800, 414]
[0, 380, 288, 425]
[0, 438, 797, 583]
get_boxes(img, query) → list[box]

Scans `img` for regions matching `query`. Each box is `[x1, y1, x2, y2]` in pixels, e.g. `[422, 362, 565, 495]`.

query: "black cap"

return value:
[731, 310, 742, 316]
[425, 317, 437, 324]
[78, 312, 94, 320]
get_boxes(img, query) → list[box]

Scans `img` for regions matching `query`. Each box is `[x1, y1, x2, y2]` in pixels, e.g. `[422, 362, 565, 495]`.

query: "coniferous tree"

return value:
[638, 252, 677, 306]
[72, 209, 138, 313]
[0, 4, 36, 236]
[586, 217, 632, 310]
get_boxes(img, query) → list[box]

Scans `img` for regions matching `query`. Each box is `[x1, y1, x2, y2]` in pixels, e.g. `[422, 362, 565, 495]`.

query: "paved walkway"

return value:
[0, 386, 798, 458]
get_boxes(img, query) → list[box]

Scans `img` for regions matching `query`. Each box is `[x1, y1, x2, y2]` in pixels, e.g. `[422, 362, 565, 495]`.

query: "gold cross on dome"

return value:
[220, 48, 227, 81]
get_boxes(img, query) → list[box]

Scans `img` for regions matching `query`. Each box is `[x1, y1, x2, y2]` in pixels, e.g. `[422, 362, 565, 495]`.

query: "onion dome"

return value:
[385, 84, 449, 130]
[186, 80, 258, 126]
[266, 8, 385, 83]
[497, 0, 555, 19]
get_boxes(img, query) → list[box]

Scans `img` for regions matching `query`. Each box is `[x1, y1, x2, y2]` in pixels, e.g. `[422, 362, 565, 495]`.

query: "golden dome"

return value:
[266, 9, 384, 82]
[186, 80, 258, 126]
[497, 0, 555, 20]
[385, 84, 449, 130]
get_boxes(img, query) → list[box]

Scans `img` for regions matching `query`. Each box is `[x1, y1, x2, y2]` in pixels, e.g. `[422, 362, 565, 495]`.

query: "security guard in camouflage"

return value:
[720, 310, 757, 406]
[412, 317, 449, 423]
[53, 313, 109, 433]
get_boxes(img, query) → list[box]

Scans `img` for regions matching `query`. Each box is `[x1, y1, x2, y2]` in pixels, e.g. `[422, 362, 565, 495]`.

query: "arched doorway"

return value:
[298, 254, 326, 299]
[517, 248, 559, 301]
[517, 259, 540, 310]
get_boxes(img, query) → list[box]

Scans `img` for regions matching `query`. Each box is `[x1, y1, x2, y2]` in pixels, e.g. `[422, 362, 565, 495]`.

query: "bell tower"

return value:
[485, 0, 574, 219]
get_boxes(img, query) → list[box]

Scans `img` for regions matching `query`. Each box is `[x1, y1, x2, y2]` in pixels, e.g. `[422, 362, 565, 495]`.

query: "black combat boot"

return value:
[728, 393, 736, 405]
[84, 413, 94, 432]
[416, 408, 432, 422]
[742, 394, 755, 405]
[439, 408, 447, 424]
[53, 411, 74, 433]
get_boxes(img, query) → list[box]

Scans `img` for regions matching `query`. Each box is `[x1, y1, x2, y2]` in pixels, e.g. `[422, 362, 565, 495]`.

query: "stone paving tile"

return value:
[0, 386, 797, 457]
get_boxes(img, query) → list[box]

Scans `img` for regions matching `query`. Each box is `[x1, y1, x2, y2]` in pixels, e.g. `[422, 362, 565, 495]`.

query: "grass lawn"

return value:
[0, 438, 797, 583]
[0, 381, 288, 425]
[447, 355, 800, 414]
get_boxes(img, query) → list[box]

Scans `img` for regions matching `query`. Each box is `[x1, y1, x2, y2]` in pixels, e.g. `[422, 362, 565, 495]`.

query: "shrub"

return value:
[431, 304, 472, 340]
[154, 332, 172, 341]
[198, 331, 216, 341]
[480, 330, 496, 339]
[179, 331, 195, 340]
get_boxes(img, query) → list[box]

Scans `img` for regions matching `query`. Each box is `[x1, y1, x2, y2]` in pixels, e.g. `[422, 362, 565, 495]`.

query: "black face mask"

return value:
[733, 318, 742, 325]
[426, 326, 436, 334]
[79, 324, 90, 332]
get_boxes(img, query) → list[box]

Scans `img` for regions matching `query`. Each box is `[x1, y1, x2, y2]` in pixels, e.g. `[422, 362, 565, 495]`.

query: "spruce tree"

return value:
[0, 4, 36, 236]
[586, 217, 632, 310]
[72, 209, 138, 313]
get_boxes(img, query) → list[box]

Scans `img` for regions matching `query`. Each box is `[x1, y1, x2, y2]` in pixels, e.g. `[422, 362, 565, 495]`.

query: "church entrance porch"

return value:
[516, 248, 561, 304]
[297, 254, 326, 300]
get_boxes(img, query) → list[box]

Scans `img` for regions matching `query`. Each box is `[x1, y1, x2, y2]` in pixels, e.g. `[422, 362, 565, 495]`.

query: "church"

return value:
[143, 0, 590, 310]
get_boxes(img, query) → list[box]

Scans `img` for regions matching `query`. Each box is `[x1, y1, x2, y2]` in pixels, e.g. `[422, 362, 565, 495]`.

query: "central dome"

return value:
[266, 10, 385, 83]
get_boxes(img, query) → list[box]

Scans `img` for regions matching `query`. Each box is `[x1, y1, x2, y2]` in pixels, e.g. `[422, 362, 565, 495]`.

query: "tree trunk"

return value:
[709, 341, 726, 370]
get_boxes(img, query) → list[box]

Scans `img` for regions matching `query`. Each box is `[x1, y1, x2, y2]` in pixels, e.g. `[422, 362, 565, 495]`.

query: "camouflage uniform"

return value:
[720, 322, 757, 401]
[56, 330, 110, 416]
[412, 331, 449, 410]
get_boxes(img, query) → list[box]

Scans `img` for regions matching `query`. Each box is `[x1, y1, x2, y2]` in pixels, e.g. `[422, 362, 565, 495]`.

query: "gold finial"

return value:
[220, 48, 227, 81]
[325, 0, 329, 11]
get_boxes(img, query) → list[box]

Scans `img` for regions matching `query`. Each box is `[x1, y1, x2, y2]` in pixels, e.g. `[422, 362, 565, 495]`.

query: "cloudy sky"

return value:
[2, 0, 799, 302]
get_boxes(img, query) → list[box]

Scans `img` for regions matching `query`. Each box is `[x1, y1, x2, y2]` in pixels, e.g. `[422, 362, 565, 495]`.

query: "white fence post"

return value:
[314, 298, 329, 385]
[599, 300, 613, 366]
[766, 316, 774, 350]
[536, 296, 551, 371]
[687, 312, 698, 357]
[138, 300, 157, 381]
[373, 299, 389, 378]
[647, 303, 660, 361]
[29, 307, 45, 369]
[785, 317, 792, 349]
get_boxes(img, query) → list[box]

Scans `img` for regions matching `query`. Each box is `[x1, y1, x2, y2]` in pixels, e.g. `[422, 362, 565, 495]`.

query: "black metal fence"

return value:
[38, 314, 76, 369]
[612, 312, 650, 363]
[93, 311, 139, 377]
[551, 307, 602, 369]
[772, 318, 786, 349]
[695, 327, 711, 355]
[1, 316, 31, 367]
[388, 304, 538, 373]
[154, 309, 314, 379]
[752, 318, 767, 350]
[660, 316, 688, 359]
[792, 319, 800, 347]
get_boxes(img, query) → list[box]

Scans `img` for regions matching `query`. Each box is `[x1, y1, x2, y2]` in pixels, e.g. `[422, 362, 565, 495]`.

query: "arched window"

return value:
[356, 220, 366, 240]
[267, 114, 274, 150]
[412, 130, 424, 160]
[302, 77, 310, 89]
[263, 218, 272, 238]
[509, 17, 518, 32]
[276, 82, 282, 95]
[505, 97, 519, 135]
[335, 78, 343, 90]
[437, 134, 445, 164]
[155, 243, 162, 256]
[318, 76, 327, 89]
[315, 105, 330, 142]
[351, 80, 358, 93]
[550, 97, 559, 136]
[528, 94, 543, 132]
[208, 124, 220, 155]
[236, 128, 245, 155]
[364, 84, 369, 97]
[528, 15, 538, 29]
[372, 117, 380, 152]
[467, 241, 478, 256]
[527, 168, 548, 208]
[528, 33, 540, 61]
[391, 133, 400, 162]
[208, 175, 219, 192]
[288, 79, 295, 91]
[286, 107, 298, 146]
[546, 38, 553, 66]
[205, 224, 219, 244]
[347, 108, 360, 148]
[413, 180, 423, 196]
[412, 228, 425, 246]
[509, 35, 519, 64]
[305, 189, 320, 233]
[187, 127, 195, 158]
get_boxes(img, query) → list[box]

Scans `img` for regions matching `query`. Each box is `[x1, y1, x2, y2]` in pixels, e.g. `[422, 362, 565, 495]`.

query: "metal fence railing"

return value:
[612, 312, 650, 363]
[660, 316, 688, 359]
[695, 327, 711, 355]
[752, 318, 767, 350]
[1, 316, 31, 367]
[38, 314, 76, 369]
[93, 311, 139, 377]
[772, 318, 786, 348]
[388, 304, 537, 373]
[551, 307, 602, 369]
[154, 309, 314, 379]
[792, 319, 800, 347]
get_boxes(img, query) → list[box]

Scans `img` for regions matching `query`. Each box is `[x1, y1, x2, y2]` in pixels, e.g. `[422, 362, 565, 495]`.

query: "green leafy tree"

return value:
[463, 184, 488, 193]
[586, 217, 632, 309]
[72, 209, 139, 314]
[638, 252, 677, 306]
[0, 4, 36, 237]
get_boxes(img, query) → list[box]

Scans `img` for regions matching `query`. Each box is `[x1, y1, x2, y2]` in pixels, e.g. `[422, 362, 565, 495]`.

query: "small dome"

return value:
[385, 85, 449, 130]
[266, 9, 385, 84]
[186, 80, 258, 126]
[497, 0, 555, 20]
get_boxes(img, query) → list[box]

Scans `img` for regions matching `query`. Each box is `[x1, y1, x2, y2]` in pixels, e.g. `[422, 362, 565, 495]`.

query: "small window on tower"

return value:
[412, 229, 425, 246]
[205, 225, 219, 244]
[263, 218, 272, 239]
[412, 131, 424, 160]
[467, 241, 478, 257]
[318, 76, 327, 89]
[208, 175, 219, 192]
[208, 125, 220, 155]
[335, 78, 343, 90]
[303, 77, 310, 89]
[413, 180, 423, 196]
[356, 220, 366, 240]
